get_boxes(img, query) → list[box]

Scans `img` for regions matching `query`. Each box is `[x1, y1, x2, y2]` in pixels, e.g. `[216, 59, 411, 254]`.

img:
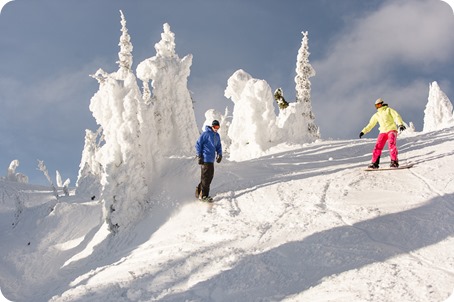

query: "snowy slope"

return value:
[1, 128, 454, 302]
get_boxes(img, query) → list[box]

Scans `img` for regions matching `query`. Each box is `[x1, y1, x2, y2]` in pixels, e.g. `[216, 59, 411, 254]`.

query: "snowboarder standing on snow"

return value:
[359, 98, 406, 169]
[195, 120, 222, 202]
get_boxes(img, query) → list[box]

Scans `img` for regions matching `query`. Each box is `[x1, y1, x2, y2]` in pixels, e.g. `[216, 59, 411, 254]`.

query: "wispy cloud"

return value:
[312, 0, 454, 137]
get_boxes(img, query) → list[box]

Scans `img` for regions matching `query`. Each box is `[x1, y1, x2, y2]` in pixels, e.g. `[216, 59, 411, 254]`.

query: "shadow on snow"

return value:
[163, 193, 454, 301]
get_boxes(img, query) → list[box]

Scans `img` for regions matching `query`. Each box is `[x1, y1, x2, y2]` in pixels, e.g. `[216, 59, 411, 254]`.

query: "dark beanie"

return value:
[212, 120, 220, 127]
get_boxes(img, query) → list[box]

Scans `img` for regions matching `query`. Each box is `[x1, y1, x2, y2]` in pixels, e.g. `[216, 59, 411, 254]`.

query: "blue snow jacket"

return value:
[195, 126, 222, 163]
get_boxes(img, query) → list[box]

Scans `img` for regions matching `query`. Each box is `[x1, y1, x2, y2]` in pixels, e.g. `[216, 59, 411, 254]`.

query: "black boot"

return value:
[195, 185, 201, 199]
[368, 156, 380, 169]
[390, 160, 399, 168]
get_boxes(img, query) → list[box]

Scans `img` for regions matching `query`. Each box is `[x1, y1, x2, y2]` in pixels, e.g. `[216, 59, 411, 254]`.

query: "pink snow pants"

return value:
[371, 130, 398, 163]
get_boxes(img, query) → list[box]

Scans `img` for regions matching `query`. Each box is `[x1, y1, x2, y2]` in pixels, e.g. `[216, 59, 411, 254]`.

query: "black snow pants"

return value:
[196, 163, 214, 198]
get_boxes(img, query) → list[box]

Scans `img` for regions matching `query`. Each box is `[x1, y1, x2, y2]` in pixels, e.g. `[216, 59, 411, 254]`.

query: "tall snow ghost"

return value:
[423, 81, 454, 132]
[137, 23, 199, 158]
[77, 16, 199, 233]
[225, 69, 278, 161]
[277, 31, 320, 143]
[78, 11, 148, 232]
[295, 31, 316, 104]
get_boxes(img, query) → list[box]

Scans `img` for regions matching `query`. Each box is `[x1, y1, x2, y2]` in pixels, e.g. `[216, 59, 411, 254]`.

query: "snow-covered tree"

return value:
[6, 160, 28, 183]
[56, 171, 70, 197]
[225, 69, 278, 161]
[288, 31, 319, 142]
[295, 31, 315, 103]
[77, 17, 199, 233]
[78, 11, 149, 232]
[137, 23, 199, 159]
[6, 160, 19, 181]
[76, 129, 103, 197]
[423, 81, 454, 132]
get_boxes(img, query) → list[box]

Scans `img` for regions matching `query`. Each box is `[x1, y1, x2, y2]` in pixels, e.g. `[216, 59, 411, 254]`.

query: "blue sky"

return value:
[0, 0, 453, 184]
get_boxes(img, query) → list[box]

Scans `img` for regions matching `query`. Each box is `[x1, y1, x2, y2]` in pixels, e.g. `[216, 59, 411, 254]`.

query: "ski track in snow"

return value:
[1, 129, 454, 301]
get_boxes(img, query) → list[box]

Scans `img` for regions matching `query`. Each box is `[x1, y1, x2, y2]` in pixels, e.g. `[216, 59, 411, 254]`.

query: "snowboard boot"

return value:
[390, 160, 399, 168]
[200, 196, 213, 203]
[195, 186, 201, 199]
[368, 156, 380, 169]
[368, 163, 379, 169]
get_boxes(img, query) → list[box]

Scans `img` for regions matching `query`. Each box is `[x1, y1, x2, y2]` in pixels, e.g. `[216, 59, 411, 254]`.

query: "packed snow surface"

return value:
[1, 128, 454, 302]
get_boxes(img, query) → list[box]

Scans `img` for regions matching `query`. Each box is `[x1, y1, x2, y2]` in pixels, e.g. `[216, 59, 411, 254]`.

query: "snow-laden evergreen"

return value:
[423, 81, 454, 132]
[137, 23, 199, 158]
[225, 69, 278, 161]
[295, 32, 315, 103]
[55, 170, 70, 197]
[290, 31, 320, 141]
[77, 16, 198, 232]
[6, 160, 28, 183]
[76, 129, 103, 196]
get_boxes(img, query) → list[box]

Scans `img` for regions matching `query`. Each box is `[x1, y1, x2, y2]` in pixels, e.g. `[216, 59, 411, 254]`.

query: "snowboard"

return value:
[364, 163, 414, 171]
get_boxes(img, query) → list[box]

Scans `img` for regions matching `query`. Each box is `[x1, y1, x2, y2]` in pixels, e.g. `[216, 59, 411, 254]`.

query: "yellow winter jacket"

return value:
[361, 105, 404, 134]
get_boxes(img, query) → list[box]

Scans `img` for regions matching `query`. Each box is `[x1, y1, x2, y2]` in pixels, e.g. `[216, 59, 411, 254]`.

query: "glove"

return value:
[399, 125, 406, 132]
[197, 156, 204, 165]
[216, 155, 222, 163]
[359, 132, 364, 139]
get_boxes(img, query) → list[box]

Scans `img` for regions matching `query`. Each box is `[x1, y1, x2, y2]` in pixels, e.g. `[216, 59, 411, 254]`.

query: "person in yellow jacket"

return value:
[359, 98, 406, 169]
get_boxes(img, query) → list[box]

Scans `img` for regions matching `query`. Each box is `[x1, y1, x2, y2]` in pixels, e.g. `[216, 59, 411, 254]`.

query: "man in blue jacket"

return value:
[195, 120, 223, 202]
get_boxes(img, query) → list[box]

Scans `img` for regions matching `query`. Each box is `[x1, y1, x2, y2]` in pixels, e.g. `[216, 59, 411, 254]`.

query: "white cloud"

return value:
[311, 0, 454, 138]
